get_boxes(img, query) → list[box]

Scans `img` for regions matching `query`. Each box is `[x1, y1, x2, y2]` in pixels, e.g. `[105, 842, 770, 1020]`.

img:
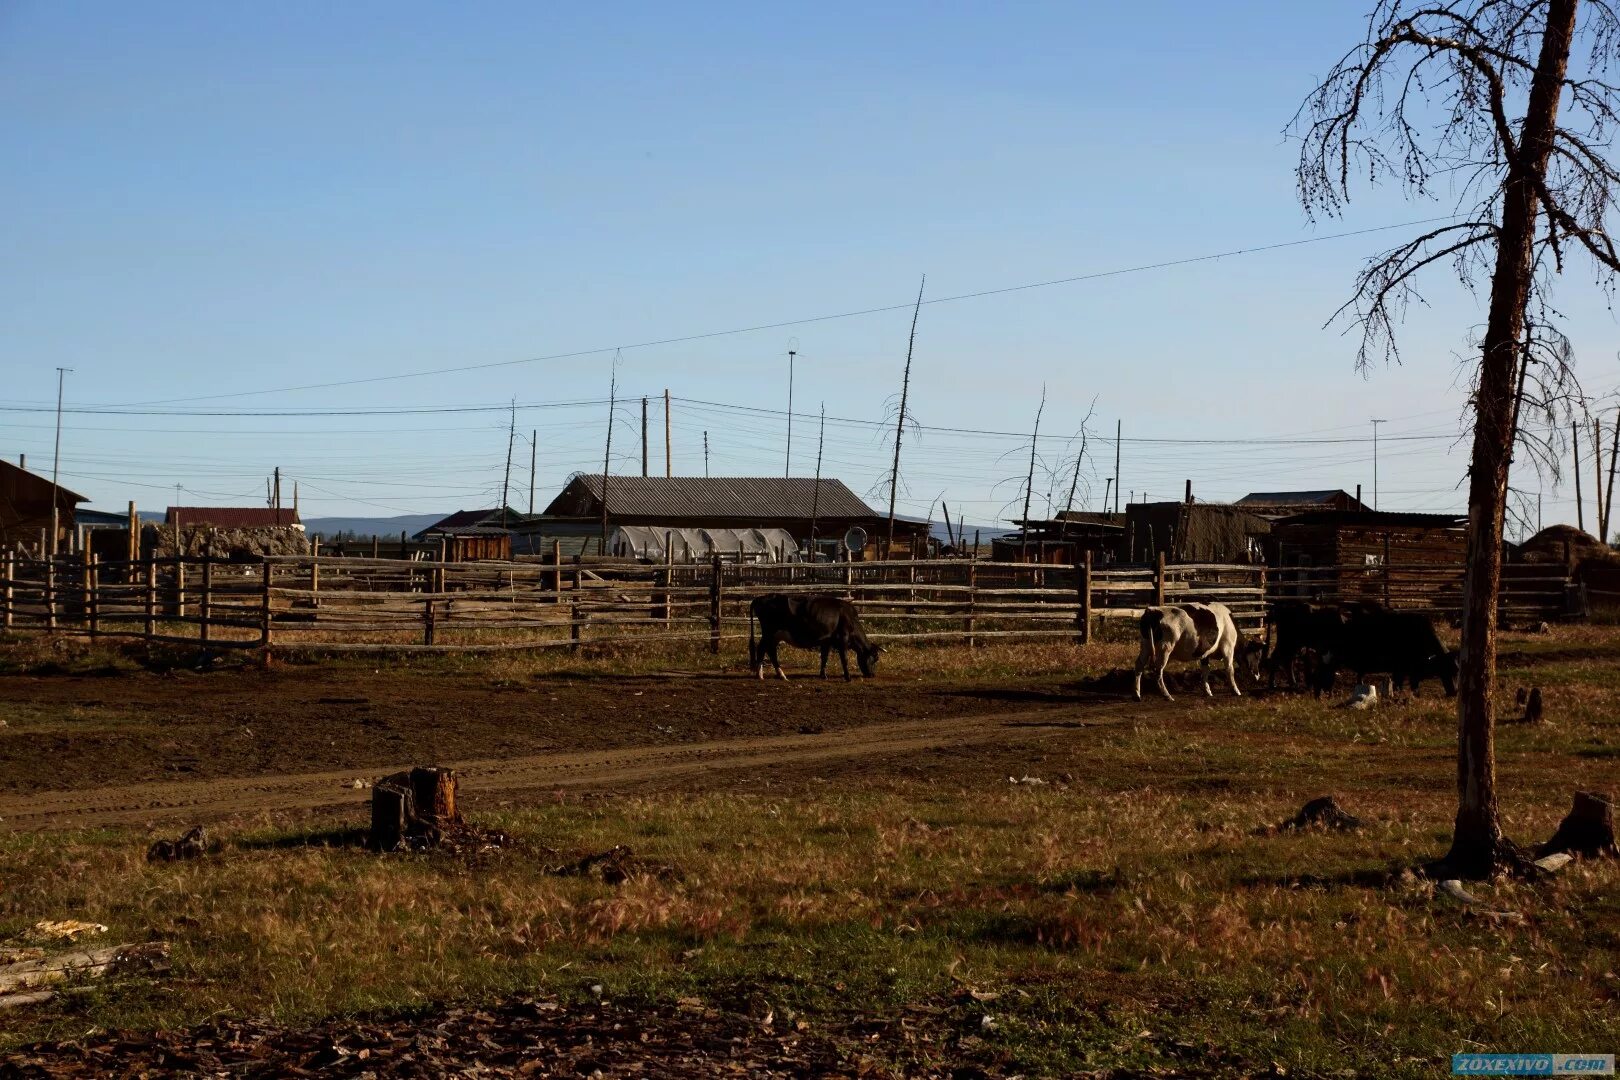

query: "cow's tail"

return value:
[1141, 607, 1165, 652]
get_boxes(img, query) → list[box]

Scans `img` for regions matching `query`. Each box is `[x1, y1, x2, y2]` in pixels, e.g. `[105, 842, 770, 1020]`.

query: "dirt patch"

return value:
[0, 663, 1086, 800]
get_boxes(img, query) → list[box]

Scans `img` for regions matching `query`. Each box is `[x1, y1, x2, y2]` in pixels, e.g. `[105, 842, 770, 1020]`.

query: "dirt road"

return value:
[0, 706, 1125, 831]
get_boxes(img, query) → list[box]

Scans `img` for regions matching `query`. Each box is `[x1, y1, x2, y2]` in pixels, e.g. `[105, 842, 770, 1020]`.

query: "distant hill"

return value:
[301, 514, 445, 538]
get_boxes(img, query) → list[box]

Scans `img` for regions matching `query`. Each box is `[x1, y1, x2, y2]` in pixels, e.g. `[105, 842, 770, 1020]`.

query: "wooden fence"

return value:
[1, 549, 1580, 656]
[0, 551, 1268, 655]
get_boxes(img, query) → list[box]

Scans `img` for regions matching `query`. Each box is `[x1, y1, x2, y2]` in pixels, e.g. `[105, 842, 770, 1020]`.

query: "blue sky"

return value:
[3, 2, 1617, 533]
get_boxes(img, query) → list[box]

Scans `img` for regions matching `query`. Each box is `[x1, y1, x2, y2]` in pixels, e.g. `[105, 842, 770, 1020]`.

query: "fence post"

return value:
[45, 555, 56, 631]
[424, 597, 436, 646]
[570, 601, 582, 653]
[310, 556, 321, 604]
[709, 553, 722, 654]
[2, 550, 12, 631]
[87, 553, 100, 637]
[260, 560, 273, 655]
[200, 557, 213, 646]
[1077, 550, 1092, 645]
[175, 556, 186, 619]
[966, 556, 977, 647]
[1257, 563, 1268, 644]
[144, 556, 157, 639]
[663, 533, 674, 628]
[1154, 551, 1166, 607]
[79, 550, 93, 630]
[552, 539, 562, 602]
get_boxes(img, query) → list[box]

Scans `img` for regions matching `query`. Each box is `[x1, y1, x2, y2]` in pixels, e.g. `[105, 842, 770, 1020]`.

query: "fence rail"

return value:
[0, 549, 1579, 656]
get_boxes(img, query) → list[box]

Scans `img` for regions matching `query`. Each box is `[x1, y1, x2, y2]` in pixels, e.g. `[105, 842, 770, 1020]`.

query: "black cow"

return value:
[1266, 600, 1346, 690]
[1320, 606, 1458, 696]
[748, 593, 881, 681]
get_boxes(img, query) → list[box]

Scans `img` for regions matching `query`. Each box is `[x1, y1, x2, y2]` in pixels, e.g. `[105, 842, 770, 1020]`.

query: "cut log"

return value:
[0, 942, 169, 994]
[369, 778, 414, 852]
[369, 766, 460, 851]
[1517, 687, 1544, 724]
[1538, 791, 1617, 859]
[0, 990, 56, 1010]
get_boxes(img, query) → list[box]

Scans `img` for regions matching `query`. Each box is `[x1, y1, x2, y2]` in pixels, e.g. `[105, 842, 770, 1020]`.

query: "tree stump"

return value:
[1277, 796, 1361, 833]
[1539, 791, 1617, 859]
[369, 767, 461, 851]
[1521, 687, 1544, 724]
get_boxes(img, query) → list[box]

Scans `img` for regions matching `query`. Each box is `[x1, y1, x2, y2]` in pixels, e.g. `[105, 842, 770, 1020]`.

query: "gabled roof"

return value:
[1238, 489, 1369, 511]
[419, 507, 522, 533]
[545, 475, 879, 520]
[165, 506, 301, 528]
[0, 460, 86, 505]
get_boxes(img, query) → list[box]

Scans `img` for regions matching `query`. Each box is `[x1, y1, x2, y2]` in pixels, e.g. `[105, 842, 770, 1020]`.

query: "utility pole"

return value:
[785, 349, 796, 477]
[1101, 477, 1113, 515]
[49, 367, 70, 555]
[886, 276, 925, 554]
[664, 389, 672, 477]
[703, 431, 710, 478]
[273, 467, 281, 516]
[528, 429, 537, 515]
[1594, 417, 1608, 541]
[1370, 418, 1385, 510]
[1605, 411, 1619, 544]
[1112, 419, 1122, 515]
[1574, 420, 1585, 533]
[1020, 386, 1046, 562]
[601, 358, 619, 553]
[501, 400, 516, 527]
[809, 402, 825, 549]
[641, 397, 649, 477]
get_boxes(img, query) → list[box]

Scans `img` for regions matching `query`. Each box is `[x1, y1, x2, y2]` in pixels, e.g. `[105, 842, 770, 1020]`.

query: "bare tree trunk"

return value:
[1444, 0, 1578, 879]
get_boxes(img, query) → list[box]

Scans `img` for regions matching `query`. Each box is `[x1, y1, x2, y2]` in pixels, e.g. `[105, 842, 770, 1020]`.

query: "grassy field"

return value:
[0, 626, 1616, 1076]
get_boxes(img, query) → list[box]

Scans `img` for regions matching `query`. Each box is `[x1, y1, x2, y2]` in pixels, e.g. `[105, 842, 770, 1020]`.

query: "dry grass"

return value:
[1, 624, 1618, 1076]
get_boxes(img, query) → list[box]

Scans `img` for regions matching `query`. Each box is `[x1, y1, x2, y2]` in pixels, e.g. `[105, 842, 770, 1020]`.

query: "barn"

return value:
[524, 475, 929, 561]
[0, 459, 86, 554]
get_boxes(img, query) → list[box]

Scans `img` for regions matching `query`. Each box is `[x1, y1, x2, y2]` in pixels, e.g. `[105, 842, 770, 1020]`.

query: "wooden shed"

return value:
[991, 512, 1124, 564]
[1122, 501, 1270, 564]
[0, 460, 86, 553]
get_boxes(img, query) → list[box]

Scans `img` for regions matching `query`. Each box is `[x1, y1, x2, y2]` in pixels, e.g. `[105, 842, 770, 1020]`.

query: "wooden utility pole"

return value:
[641, 397, 649, 476]
[601, 362, 617, 554]
[1020, 386, 1046, 562]
[886, 276, 925, 555]
[1574, 420, 1585, 533]
[1595, 416, 1608, 540]
[1605, 411, 1619, 544]
[528, 429, 537, 515]
[785, 350, 796, 477]
[501, 401, 515, 527]
[664, 389, 672, 477]
[809, 403, 825, 548]
[703, 431, 709, 477]
[1112, 419, 1122, 515]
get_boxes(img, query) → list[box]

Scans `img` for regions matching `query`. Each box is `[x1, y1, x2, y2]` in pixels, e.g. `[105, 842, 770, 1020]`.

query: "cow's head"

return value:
[1433, 649, 1460, 697]
[857, 640, 882, 677]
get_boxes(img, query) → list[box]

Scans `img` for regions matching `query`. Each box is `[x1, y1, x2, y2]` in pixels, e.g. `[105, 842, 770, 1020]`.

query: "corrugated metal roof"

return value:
[1272, 510, 1465, 528]
[549, 475, 879, 520]
[165, 506, 301, 528]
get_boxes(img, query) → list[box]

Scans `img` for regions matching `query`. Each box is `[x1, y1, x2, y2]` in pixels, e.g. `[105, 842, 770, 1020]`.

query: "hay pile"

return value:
[141, 524, 310, 560]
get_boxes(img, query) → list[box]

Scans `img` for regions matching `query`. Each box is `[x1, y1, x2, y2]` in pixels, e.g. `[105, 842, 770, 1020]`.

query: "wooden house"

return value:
[525, 475, 929, 560]
[1122, 501, 1270, 564]
[0, 460, 86, 553]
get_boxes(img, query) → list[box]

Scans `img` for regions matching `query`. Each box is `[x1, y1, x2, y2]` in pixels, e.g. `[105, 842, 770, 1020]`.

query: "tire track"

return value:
[0, 706, 1123, 832]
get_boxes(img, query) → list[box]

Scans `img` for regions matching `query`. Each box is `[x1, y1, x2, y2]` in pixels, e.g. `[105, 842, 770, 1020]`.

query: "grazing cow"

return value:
[748, 593, 880, 681]
[1133, 602, 1266, 702]
[1266, 600, 1348, 690]
[1320, 606, 1458, 696]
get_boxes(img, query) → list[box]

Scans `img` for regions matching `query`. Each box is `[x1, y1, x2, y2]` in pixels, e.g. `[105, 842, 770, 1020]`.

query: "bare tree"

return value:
[1295, 0, 1620, 877]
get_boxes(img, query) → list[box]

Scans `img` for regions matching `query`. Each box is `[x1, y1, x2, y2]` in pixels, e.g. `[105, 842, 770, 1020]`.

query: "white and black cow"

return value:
[1133, 601, 1266, 702]
[748, 593, 881, 681]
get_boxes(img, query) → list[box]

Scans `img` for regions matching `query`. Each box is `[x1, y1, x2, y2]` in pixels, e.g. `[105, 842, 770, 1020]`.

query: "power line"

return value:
[105, 216, 1459, 407]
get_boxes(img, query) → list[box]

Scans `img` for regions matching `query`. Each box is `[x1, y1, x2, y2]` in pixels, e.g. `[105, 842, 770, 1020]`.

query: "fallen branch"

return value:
[0, 942, 169, 995]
